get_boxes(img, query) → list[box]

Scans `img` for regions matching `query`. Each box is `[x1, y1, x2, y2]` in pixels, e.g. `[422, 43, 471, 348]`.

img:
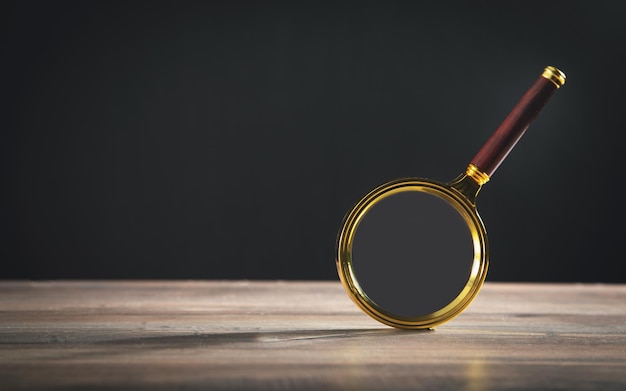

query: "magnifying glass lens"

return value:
[352, 190, 474, 318]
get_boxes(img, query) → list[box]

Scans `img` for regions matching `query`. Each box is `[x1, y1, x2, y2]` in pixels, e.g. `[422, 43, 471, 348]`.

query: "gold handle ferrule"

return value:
[466, 164, 490, 185]
[542, 66, 566, 88]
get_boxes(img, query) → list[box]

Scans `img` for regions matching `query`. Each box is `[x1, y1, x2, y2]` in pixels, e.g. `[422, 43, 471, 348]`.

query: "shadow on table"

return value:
[104, 328, 432, 349]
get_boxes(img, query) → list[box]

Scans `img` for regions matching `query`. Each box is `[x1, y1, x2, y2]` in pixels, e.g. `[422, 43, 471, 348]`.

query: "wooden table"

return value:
[1, 281, 625, 390]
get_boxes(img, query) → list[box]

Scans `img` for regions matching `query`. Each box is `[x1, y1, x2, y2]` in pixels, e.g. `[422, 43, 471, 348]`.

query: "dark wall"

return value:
[2, 1, 625, 282]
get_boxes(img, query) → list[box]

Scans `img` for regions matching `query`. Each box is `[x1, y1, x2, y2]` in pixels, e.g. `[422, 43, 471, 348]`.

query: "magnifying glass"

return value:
[336, 66, 566, 329]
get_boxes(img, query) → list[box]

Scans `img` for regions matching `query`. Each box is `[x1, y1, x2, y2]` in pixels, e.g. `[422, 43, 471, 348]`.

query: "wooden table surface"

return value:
[1, 281, 625, 390]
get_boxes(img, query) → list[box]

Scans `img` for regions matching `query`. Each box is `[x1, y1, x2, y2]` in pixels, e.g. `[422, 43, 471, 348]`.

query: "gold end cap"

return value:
[466, 164, 490, 185]
[542, 66, 566, 88]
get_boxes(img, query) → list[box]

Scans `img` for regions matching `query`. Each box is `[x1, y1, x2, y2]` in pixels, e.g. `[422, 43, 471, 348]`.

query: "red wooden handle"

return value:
[471, 66, 566, 177]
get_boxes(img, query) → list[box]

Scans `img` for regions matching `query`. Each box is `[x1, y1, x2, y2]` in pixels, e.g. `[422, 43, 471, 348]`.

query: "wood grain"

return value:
[1, 281, 625, 390]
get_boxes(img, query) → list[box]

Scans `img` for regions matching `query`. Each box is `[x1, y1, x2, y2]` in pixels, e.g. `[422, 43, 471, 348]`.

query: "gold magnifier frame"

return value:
[336, 66, 566, 329]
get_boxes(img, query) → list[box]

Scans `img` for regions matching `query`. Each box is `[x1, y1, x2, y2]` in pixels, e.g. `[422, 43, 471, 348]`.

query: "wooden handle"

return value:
[471, 66, 566, 177]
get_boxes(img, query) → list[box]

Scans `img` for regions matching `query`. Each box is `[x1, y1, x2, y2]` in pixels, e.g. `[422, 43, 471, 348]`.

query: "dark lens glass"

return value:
[351, 190, 474, 317]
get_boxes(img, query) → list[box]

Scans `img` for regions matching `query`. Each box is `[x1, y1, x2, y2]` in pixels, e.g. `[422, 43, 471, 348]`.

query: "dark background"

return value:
[2, 1, 625, 282]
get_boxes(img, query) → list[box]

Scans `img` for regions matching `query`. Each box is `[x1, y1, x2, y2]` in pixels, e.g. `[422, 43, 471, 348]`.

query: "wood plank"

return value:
[1, 281, 625, 390]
